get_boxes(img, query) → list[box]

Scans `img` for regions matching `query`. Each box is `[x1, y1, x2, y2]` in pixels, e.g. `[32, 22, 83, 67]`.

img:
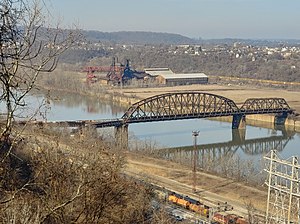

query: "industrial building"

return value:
[156, 73, 208, 86]
[144, 68, 174, 77]
[143, 68, 208, 86]
[84, 60, 208, 86]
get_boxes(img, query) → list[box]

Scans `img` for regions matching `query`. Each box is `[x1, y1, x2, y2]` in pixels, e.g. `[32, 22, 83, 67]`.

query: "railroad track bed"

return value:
[124, 169, 266, 223]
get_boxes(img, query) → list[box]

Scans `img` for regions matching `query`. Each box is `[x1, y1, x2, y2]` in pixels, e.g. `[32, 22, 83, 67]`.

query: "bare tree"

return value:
[0, 126, 158, 223]
[0, 0, 79, 155]
[245, 201, 261, 224]
[0, 2, 164, 223]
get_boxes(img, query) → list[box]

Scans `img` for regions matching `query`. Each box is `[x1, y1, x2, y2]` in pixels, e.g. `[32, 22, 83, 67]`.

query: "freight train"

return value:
[128, 176, 250, 224]
[168, 192, 210, 218]
[167, 192, 248, 224]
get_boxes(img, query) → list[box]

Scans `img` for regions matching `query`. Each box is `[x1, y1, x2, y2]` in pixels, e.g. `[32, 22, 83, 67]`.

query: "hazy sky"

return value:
[49, 0, 300, 39]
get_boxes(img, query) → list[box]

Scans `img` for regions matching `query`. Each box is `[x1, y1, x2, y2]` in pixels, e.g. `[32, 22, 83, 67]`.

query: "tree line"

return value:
[60, 43, 300, 83]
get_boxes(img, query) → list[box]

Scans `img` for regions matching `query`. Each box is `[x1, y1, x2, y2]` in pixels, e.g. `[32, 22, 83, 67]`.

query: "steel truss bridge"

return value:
[93, 92, 294, 128]
[30, 92, 293, 129]
[24, 92, 295, 149]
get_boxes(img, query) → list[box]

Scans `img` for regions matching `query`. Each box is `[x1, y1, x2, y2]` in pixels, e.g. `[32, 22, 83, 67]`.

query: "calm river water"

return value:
[29, 91, 300, 162]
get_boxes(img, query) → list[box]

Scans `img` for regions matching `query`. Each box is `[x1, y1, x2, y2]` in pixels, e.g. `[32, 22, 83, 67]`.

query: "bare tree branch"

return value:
[0, 0, 80, 150]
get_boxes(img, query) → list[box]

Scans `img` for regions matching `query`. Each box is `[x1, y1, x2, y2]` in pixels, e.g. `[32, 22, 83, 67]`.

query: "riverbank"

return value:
[210, 114, 300, 132]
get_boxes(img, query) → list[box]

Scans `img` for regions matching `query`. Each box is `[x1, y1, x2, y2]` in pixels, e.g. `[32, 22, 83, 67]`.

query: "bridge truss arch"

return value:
[121, 92, 240, 123]
[240, 98, 292, 114]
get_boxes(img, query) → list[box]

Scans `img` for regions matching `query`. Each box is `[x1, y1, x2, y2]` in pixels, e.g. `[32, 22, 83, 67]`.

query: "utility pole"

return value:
[192, 131, 199, 193]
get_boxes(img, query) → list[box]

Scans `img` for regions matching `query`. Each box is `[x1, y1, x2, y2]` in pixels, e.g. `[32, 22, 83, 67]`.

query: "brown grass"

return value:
[124, 152, 268, 216]
[114, 84, 300, 112]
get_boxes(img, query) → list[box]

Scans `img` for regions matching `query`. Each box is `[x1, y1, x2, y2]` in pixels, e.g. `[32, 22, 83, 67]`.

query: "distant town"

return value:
[57, 31, 300, 88]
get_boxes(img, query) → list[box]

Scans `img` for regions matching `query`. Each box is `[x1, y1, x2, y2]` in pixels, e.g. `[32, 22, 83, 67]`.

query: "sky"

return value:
[49, 0, 300, 39]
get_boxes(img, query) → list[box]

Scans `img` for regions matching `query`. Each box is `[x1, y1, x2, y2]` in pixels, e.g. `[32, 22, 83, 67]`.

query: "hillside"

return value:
[81, 30, 300, 46]
[55, 29, 300, 84]
[82, 30, 197, 45]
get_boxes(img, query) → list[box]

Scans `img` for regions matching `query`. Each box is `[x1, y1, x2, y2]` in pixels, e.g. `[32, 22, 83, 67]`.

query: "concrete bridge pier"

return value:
[114, 124, 128, 150]
[274, 111, 288, 126]
[232, 129, 246, 143]
[232, 114, 246, 129]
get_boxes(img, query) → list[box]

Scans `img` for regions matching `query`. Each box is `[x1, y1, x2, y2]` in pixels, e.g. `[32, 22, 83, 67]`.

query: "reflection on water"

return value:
[135, 126, 298, 184]
[37, 90, 126, 121]
[158, 128, 295, 163]
[129, 120, 299, 156]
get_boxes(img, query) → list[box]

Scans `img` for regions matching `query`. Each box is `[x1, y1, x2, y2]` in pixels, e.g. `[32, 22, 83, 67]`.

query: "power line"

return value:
[264, 150, 300, 224]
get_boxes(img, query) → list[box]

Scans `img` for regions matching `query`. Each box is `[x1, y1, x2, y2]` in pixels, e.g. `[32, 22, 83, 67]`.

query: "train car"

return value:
[176, 197, 190, 209]
[213, 213, 232, 224]
[184, 196, 200, 205]
[183, 196, 210, 217]
[168, 194, 178, 203]
[189, 204, 210, 218]
[168, 193, 190, 209]
[236, 217, 248, 224]
[212, 213, 249, 224]
[167, 191, 249, 224]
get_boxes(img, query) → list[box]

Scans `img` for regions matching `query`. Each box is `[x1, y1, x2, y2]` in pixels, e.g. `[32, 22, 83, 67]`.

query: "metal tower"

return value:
[264, 150, 300, 224]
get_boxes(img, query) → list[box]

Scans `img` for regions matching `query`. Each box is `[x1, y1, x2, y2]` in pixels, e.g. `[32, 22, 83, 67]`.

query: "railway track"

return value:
[124, 169, 266, 223]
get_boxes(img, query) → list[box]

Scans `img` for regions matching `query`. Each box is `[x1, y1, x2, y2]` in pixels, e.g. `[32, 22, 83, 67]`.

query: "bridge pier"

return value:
[232, 114, 246, 129]
[274, 112, 288, 126]
[232, 129, 246, 143]
[115, 124, 128, 150]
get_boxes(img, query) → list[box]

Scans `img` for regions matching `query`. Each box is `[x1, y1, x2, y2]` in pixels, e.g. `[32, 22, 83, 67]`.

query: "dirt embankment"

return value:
[111, 84, 300, 111]
[124, 152, 268, 217]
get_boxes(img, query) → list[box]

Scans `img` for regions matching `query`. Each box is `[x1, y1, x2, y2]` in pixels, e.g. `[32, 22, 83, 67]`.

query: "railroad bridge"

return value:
[99, 92, 293, 149]
[35, 92, 294, 149]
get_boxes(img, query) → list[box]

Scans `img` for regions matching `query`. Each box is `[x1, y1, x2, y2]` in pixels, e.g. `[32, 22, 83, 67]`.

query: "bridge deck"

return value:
[19, 92, 295, 128]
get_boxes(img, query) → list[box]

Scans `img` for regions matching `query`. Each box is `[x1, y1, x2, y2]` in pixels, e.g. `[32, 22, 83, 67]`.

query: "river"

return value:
[27, 91, 300, 164]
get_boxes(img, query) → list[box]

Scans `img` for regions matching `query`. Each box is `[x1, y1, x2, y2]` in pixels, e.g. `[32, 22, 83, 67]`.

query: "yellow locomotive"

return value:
[168, 192, 209, 218]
